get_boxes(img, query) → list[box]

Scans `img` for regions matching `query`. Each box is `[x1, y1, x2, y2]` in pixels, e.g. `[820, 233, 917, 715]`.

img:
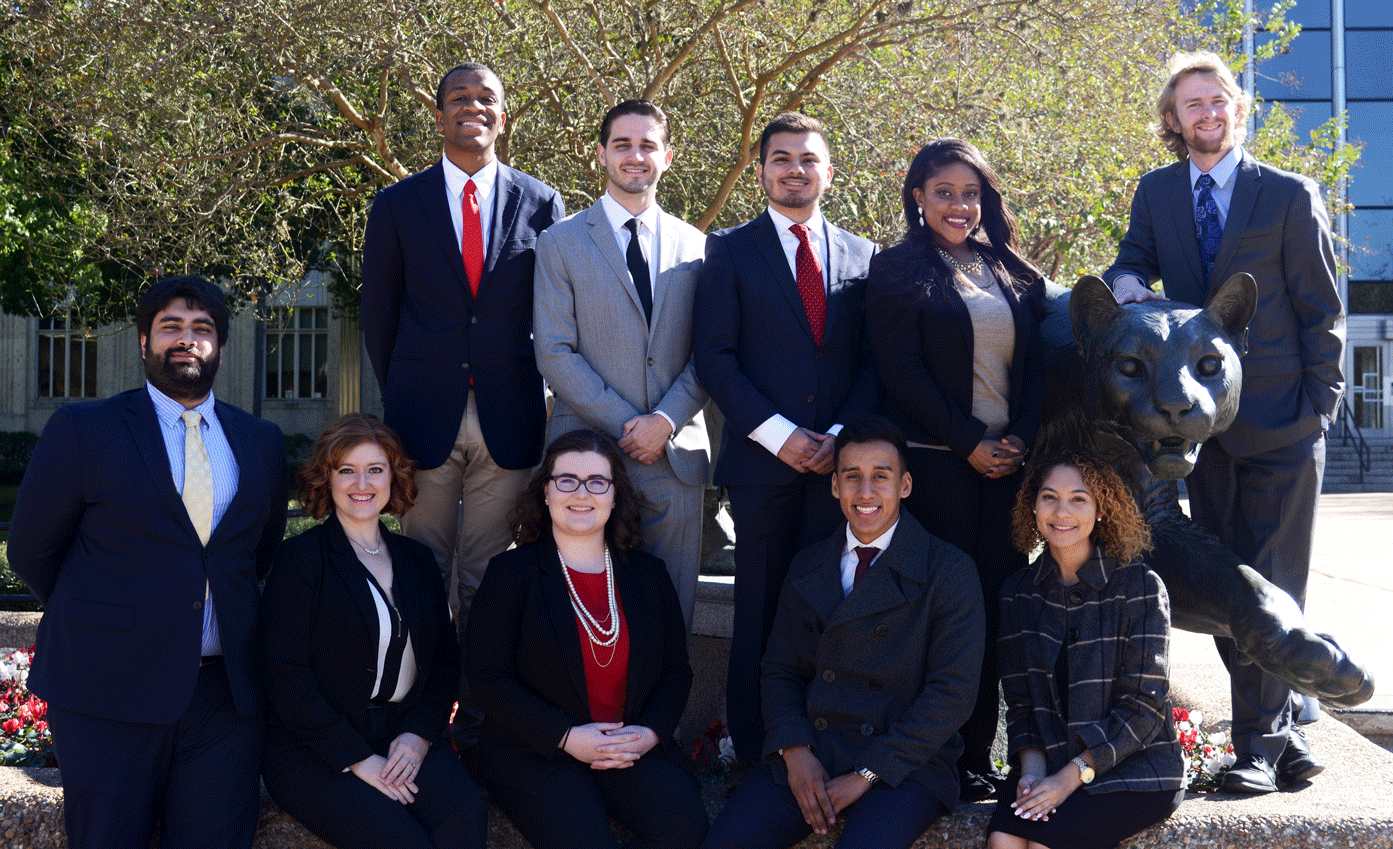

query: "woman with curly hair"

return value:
[464, 428, 707, 849]
[865, 138, 1047, 800]
[259, 413, 486, 849]
[988, 449, 1185, 849]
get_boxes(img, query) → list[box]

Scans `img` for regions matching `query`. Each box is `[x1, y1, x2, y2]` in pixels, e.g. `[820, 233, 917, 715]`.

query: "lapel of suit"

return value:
[1166, 161, 1208, 305]
[650, 210, 678, 329]
[789, 534, 851, 629]
[323, 513, 385, 636]
[127, 388, 191, 537]
[538, 543, 592, 713]
[416, 161, 475, 300]
[751, 211, 817, 345]
[383, 529, 431, 666]
[615, 554, 652, 716]
[585, 200, 649, 324]
[209, 399, 258, 547]
[823, 224, 849, 334]
[1000, 279, 1032, 392]
[1209, 154, 1260, 297]
[827, 518, 927, 630]
[486, 164, 523, 291]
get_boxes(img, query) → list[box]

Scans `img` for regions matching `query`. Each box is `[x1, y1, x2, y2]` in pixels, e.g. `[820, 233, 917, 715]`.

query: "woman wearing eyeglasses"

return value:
[464, 428, 708, 849]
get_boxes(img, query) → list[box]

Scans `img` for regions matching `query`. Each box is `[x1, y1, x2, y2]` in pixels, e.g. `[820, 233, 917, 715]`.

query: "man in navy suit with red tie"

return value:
[362, 63, 564, 747]
[694, 112, 879, 761]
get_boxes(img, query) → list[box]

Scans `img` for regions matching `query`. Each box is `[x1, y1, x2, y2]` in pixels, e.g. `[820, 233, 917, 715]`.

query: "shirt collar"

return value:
[1030, 546, 1116, 592]
[1190, 146, 1242, 191]
[146, 381, 217, 427]
[767, 206, 826, 241]
[843, 520, 898, 558]
[442, 155, 499, 203]
[600, 191, 660, 235]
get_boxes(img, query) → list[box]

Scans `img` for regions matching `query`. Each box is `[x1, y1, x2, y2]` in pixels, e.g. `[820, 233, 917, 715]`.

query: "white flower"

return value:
[717, 736, 736, 766]
[1208, 731, 1226, 747]
[1178, 721, 1192, 732]
[1189, 710, 1204, 727]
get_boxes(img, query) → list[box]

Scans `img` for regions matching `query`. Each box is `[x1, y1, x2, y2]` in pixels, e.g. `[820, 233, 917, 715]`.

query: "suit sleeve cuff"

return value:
[751, 415, 798, 457]
[654, 410, 678, 439]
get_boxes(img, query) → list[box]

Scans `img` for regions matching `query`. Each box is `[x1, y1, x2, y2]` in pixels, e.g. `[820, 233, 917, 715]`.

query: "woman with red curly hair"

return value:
[259, 413, 486, 849]
[988, 448, 1184, 849]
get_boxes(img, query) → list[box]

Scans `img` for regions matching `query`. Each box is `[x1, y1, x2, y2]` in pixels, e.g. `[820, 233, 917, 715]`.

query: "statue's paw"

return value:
[1252, 630, 1376, 709]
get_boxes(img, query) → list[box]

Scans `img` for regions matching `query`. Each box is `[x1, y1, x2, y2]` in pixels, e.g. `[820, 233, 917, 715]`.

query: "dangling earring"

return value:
[918, 207, 926, 226]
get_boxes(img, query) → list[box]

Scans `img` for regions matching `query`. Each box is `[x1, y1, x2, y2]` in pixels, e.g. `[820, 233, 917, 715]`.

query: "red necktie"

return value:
[461, 179, 484, 297]
[790, 223, 826, 346]
[853, 546, 878, 588]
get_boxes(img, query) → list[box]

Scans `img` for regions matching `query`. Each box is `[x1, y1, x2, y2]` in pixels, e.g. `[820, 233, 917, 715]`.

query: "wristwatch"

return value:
[1071, 755, 1095, 784]
[855, 766, 880, 785]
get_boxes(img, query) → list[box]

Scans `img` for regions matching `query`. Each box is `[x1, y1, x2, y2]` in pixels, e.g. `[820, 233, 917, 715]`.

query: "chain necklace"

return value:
[559, 547, 621, 667]
[937, 245, 984, 276]
[352, 537, 383, 555]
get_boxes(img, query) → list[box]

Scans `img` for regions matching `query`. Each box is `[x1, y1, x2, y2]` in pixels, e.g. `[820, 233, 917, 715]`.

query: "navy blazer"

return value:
[8, 387, 288, 723]
[464, 542, 692, 795]
[866, 242, 1046, 457]
[362, 160, 565, 471]
[1104, 155, 1344, 456]
[694, 211, 879, 486]
[259, 516, 459, 771]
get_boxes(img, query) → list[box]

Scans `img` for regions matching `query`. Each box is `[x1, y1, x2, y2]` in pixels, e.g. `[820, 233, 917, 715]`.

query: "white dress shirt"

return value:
[442, 155, 499, 254]
[839, 521, 899, 597]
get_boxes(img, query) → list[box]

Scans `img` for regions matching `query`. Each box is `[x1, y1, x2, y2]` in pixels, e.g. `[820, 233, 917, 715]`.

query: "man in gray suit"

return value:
[534, 99, 709, 627]
[702, 415, 982, 849]
[1105, 51, 1345, 795]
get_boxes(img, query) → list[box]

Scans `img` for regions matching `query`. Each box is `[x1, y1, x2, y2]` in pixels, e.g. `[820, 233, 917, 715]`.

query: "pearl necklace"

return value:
[559, 547, 620, 667]
[351, 536, 383, 555]
[937, 246, 984, 276]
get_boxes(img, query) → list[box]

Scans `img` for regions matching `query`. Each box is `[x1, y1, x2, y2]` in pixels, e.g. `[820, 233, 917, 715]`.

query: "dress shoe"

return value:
[1221, 753, 1278, 795]
[959, 769, 1000, 803]
[1277, 727, 1325, 786]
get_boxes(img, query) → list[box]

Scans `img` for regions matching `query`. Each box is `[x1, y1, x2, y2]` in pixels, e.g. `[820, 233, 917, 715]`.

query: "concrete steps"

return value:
[1324, 438, 1393, 493]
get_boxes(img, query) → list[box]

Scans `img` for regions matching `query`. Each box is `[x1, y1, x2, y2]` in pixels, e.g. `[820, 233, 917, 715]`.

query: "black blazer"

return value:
[464, 542, 692, 794]
[259, 515, 459, 771]
[866, 242, 1045, 457]
[362, 160, 565, 471]
[694, 211, 879, 487]
[9, 387, 287, 724]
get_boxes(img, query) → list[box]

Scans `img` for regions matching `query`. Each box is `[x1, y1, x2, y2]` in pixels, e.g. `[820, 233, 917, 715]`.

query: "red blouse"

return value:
[567, 566, 630, 723]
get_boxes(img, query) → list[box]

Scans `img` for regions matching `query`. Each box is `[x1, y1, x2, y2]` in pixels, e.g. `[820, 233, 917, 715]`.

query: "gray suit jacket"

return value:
[760, 512, 984, 813]
[534, 199, 710, 486]
[1104, 153, 1345, 455]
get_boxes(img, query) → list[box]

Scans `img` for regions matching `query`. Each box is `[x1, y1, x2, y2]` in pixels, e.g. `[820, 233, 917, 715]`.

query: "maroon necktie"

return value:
[790, 223, 826, 346]
[461, 179, 484, 297]
[853, 546, 879, 588]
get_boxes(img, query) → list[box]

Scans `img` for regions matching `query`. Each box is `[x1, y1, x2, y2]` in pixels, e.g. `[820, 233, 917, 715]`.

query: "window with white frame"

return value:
[37, 312, 97, 399]
[265, 306, 328, 400]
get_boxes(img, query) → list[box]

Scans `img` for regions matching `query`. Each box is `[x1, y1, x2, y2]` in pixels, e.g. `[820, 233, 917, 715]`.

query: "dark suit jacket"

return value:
[866, 242, 1045, 456]
[464, 542, 692, 794]
[1104, 154, 1345, 456]
[259, 516, 458, 771]
[8, 387, 288, 723]
[362, 160, 565, 471]
[760, 513, 984, 814]
[694, 211, 879, 486]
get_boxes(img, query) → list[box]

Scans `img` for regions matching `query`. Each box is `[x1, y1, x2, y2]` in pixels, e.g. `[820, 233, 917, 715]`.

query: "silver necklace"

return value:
[937, 246, 984, 276]
[352, 537, 383, 555]
[558, 547, 620, 650]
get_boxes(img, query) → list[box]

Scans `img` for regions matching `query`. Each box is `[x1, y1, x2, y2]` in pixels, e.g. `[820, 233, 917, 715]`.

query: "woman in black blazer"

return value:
[260, 414, 486, 849]
[465, 428, 707, 849]
[865, 138, 1047, 801]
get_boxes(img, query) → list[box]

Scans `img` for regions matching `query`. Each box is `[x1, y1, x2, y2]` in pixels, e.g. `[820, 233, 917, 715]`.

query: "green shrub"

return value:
[0, 433, 39, 486]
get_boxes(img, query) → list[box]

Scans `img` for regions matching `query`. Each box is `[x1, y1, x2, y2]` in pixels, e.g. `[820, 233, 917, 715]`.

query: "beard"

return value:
[144, 342, 221, 403]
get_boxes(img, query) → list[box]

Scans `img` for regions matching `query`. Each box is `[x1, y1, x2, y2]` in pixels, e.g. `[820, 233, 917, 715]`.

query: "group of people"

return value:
[7, 43, 1341, 849]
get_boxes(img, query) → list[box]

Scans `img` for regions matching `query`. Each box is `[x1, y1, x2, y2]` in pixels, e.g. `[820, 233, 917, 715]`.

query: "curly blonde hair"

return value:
[1154, 50, 1251, 160]
[1010, 448, 1152, 564]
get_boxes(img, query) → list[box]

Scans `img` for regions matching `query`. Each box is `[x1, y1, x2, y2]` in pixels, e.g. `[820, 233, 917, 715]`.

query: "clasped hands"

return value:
[563, 721, 659, 770]
[777, 428, 835, 476]
[349, 731, 430, 804]
[968, 435, 1027, 479]
[782, 745, 872, 835]
[1009, 766, 1084, 822]
[621, 414, 672, 465]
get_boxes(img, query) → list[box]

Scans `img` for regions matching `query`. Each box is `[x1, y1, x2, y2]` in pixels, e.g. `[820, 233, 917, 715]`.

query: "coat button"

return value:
[647, 357, 654, 366]
[1068, 627, 1079, 643]
[806, 395, 815, 404]
[860, 723, 875, 736]
[814, 718, 828, 731]
[470, 316, 477, 324]
[875, 624, 889, 637]
[461, 362, 470, 371]
[869, 679, 883, 691]
[1068, 590, 1084, 604]
[822, 669, 836, 683]
[192, 601, 203, 611]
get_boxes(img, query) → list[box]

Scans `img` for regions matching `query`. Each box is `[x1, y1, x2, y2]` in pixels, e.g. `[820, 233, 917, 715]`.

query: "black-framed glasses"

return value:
[549, 475, 613, 494]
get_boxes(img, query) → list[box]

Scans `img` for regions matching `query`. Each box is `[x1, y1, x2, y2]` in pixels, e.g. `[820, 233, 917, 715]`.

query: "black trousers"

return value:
[901, 447, 1024, 774]
[48, 660, 261, 849]
[724, 476, 843, 760]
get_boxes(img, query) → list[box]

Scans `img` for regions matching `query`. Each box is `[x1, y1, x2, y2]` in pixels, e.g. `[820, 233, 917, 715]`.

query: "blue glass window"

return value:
[1349, 102, 1393, 206]
[1345, 31, 1393, 99]
[1349, 208, 1393, 280]
[1256, 31, 1332, 99]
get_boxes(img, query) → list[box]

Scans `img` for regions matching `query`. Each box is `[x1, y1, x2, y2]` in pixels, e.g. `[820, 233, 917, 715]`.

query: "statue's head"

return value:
[1070, 273, 1256, 479]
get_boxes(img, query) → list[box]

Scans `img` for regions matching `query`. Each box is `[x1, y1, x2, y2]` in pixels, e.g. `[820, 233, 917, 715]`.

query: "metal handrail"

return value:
[1337, 402, 1373, 485]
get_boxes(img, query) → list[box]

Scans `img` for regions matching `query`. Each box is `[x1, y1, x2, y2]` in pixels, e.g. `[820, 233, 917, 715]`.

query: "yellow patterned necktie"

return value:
[181, 410, 214, 546]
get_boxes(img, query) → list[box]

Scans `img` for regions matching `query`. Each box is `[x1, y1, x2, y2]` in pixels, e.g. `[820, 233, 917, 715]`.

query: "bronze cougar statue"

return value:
[1038, 273, 1372, 708]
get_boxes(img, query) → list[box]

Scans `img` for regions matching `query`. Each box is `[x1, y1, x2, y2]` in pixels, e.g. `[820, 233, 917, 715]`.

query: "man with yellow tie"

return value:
[9, 275, 289, 849]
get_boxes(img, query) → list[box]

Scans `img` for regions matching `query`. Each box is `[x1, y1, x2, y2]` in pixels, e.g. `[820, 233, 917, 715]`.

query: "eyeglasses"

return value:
[549, 475, 613, 495]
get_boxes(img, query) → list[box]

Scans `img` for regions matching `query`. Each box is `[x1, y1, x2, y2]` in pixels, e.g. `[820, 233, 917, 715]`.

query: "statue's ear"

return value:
[1203, 273, 1256, 355]
[1069, 276, 1122, 358]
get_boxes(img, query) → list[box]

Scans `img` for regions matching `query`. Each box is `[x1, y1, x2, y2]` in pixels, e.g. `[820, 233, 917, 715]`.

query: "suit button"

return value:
[869, 679, 883, 691]
[1068, 590, 1084, 604]
[192, 601, 203, 611]
[461, 362, 470, 371]
[875, 624, 889, 637]
[806, 395, 815, 404]
[814, 718, 828, 731]
[471, 316, 477, 324]
[647, 357, 654, 366]
[822, 669, 836, 683]
[1068, 628, 1079, 643]
[860, 723, 875, 736]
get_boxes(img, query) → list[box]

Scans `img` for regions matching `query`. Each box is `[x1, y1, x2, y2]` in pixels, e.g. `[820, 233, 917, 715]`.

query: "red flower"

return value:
[2, 719, 20, 734]
[1173, 707, 1189, 723]
[34, 720, 47, 736]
